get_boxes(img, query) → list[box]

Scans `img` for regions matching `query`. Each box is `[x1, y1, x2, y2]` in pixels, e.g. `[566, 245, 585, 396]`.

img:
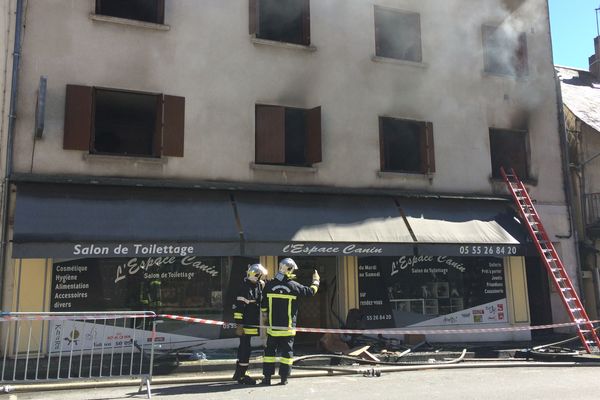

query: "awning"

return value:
[12, 183, 527, 259]
[236, 193, 526, 257]
[12, 183, 241, 258]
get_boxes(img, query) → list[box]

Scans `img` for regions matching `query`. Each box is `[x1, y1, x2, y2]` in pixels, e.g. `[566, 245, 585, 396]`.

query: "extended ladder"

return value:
[501, 167, 600, 353]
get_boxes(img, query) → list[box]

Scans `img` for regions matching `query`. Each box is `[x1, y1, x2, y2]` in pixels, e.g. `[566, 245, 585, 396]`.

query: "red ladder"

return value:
[501, 167, 600, 353]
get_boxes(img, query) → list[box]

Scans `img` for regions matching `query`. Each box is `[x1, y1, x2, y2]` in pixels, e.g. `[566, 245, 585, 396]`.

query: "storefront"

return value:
[8, 182, 534, 354]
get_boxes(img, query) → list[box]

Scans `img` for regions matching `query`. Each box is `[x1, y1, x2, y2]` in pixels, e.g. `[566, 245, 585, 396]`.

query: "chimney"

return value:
[590, 36, 600, 79]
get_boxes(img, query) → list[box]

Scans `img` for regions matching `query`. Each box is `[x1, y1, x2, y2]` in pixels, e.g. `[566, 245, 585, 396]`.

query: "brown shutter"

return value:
[378, 117, 386, 171]
[95, 0, 101, 14]
[516, 33, 528, 76]
[153, 95, 163, 157]
[424, 121, 435, 173]
[162, 95, 185, 157]
[301, 0, 311, 45]
[64, 84, 93, 151]
[255, 104, 285, 164]
[249, 0, 258, 35]
[156, 0, 165, 24]
[306, 106, 322, 164]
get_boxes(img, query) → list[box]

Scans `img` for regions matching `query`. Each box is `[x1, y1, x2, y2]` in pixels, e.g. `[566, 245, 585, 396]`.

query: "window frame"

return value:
[63, 84, 184, 158]
[254, 104, 322, 167]
[378, 116, 435, 175]
[95, 0, 165, 25]
[374, 6, 423, 63]
[482, 25, 528, 78]
[489, 128, 530, 180]
[249, 0, 311, 46]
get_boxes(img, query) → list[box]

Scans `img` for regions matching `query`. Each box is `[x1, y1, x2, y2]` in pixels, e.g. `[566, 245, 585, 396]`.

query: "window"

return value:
[249, 0, 310, 46]
[64, 85, 184, 158]
[482, 25, 528, 77]
[374, 7, 422, 62]
[489, 128, 529, 179]
[379, 117, 434, 174]
[95, 0, 165, 24]
[255, 104, 321, 167]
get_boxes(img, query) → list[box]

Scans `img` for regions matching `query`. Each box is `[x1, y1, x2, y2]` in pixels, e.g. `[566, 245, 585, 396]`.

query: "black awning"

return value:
[12, 183, 527, 259]
[12, 183, 241, 258]
[234, 192, 525, 257]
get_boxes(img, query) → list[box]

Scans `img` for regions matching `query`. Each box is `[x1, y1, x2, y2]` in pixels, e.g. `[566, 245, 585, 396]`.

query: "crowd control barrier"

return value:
[0, 311, 156, 398]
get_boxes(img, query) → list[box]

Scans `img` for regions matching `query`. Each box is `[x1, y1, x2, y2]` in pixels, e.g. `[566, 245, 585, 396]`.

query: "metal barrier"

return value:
[0, 311, 156, 398]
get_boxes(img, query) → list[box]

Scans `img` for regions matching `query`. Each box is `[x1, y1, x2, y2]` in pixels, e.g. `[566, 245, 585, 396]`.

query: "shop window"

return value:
[374, 7, 422, 62]
[96, 0, 165, 24]
[482, 25, 528, 77]
[489, 128, 529, 179]
[249, 0, 310, 46]
[357, 256, 507, 329]
[379, 117, 435, 174]
[64, 85, 185, 158]
[255, 104, 321, 167]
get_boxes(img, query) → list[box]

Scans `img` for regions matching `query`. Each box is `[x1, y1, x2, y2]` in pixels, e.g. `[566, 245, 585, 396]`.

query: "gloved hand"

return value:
[312, 269, 320, 285]
[236, 324, 244, 336]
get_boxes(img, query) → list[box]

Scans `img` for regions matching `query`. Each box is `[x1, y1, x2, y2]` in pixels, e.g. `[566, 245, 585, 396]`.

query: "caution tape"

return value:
[159, 314, 600, 335]
[0, 314, 155, 322]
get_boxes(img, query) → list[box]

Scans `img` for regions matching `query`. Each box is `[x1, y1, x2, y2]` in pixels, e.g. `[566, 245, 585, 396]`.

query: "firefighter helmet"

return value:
[247, 263, 268, 283]
[278, 258, 298, 277]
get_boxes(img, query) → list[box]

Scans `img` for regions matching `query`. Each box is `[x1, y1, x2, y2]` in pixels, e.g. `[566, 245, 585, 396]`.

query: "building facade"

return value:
[0, 0, 577, 354]
[557, 34, 600, 321]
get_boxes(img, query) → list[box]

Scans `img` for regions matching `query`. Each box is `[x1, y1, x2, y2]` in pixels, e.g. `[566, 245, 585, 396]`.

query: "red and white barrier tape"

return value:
[0, 314, 154, 322]
[159, 314, 600, 335]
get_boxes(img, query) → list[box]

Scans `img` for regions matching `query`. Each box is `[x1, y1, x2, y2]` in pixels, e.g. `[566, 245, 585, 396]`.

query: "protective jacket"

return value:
[232, 278, 262, 335]
[261, 273, 319, 336]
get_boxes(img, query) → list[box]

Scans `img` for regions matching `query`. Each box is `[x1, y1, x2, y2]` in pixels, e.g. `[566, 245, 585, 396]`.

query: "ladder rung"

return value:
[570, 308, 582, 311]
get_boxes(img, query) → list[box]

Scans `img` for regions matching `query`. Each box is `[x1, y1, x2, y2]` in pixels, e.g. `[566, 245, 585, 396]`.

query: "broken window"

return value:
[249, 0, 310, 46]
[63, 85, 185, 158]
[374, 7, 422, 62]
[489, 128, 529, 179]
[96, 0, 165, 24]
[482, 25, 528, 77]
[255, 104, 321, 167]
[379, 117, 435, 174]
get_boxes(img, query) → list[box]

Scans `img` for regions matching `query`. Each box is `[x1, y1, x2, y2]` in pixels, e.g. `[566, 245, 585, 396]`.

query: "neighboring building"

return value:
[0, 0, 577, 355]
[557, 35, 600, 321]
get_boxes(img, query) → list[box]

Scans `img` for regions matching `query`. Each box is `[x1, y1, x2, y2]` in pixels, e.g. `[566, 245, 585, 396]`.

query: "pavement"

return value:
[3, 336, 600, 394]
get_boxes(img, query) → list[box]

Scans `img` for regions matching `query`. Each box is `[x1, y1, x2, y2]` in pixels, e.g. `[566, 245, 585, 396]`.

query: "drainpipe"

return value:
[0, 0, 24, 308]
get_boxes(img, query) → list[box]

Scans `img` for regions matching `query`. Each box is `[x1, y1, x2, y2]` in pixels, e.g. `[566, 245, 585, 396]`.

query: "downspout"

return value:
[0, 0, 24, 308]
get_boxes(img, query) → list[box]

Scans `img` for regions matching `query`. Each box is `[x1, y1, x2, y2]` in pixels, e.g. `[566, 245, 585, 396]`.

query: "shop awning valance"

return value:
[12, 183, 527, 259]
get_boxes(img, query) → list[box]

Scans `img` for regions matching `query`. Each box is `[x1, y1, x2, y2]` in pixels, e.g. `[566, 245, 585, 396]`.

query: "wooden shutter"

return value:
[424, 122, 435, 173]
[156, 0, 165, 24]
[378, 117, 386, 171]
[306, 106, 322, 164]
[153, 94, 163, 157]
[64, 85, 93, 151]
[515, 33, 528, 76]
[301, 0, 311, 45]
[255, 105, 285, 164]
[162, 95, 185, 157]
[249, 0, 258, 35]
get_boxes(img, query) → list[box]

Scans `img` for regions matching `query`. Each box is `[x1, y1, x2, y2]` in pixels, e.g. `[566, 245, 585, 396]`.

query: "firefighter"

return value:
[261, 258, 320, 385]
[232, 263, 268, 385]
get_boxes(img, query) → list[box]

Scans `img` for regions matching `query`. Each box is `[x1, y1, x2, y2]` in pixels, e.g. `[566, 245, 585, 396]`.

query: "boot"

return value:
[232, 362, 243, 381]
[261, 376, 271, 386]
[279, 372, 289, 385]
[239, 375, 257, 385]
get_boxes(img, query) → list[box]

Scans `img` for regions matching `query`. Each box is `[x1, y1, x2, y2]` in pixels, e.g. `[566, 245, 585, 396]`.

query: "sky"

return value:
[548, 0, 599, 69]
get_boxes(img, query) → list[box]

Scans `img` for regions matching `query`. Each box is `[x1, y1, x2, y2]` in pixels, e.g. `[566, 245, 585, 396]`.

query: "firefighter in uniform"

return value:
[232, 263, 268, 385]
[261, 258, 320, 385]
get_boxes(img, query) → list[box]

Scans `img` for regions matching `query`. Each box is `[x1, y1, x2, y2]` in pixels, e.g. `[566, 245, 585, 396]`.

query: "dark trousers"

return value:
[262, 335, 295, 379]
[237, 335, 252, 365]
